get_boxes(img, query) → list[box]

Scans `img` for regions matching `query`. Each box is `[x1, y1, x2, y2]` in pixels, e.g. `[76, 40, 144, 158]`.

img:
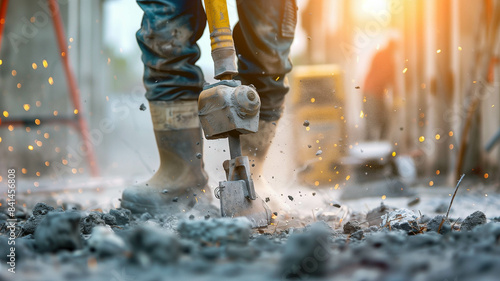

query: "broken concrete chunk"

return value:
[280, 223, 331, 278]
[80, 212, 106, 235]
[177, 217, 252, 246]
[461, 211, 487, 231]
[88, 226, 126, 258]
[351, 230, 364, 240]
[22, 215, 46, 235]
[32, 202, 54, 216]
[35, 212, 82, 253]
[381, 208, 419, 234]
[127, 225, 180, 266]
[102, 213, 117, 226]
[110, 208, 132, 225]
[366, 202, 394, 226]
[426, 215, 451, 234]
[344, 221, 362, 234]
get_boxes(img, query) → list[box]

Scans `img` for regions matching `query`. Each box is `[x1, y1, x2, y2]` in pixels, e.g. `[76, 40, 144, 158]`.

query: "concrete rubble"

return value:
[1, 201, 500, 281]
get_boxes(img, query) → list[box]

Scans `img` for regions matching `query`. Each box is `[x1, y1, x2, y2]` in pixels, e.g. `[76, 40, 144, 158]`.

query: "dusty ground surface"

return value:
[1, 178, 500, 281]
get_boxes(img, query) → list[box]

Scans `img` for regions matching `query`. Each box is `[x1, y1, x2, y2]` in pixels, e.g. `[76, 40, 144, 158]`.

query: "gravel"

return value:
[3, 203, 500, 281]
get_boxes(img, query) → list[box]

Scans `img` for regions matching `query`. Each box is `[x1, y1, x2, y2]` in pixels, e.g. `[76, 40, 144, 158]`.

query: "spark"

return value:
[314, 181, 319, 186]
[310, 98, 315, 103]
[17, 83, 21, 89]
[3, 111, 9, 117]
[381, 195, 387, 200]
[8, 146, 13, 152]
[8, 125, 13, 131]
[449, 131, 453, 137]
[43, 60, 48, 68]
[392, 151, 396, 157]
[11, 70, 17, 76]
[429, 181, 434, 186]
[436, 49, 442, 53]
[0, 137, 2, 143]
[53, 110, 58, 116]
[35, 119, 41, 125]
[449, 144, 454, 150]
[48, 77, 54, 85]
[24, 104, 30, 111]
[402, 67, 408, 73]
[458, 46, 462, 51]
[0, 60, 2, 65]
[32, 63, 37, 69]
[436, 170, 440, 175]
[69, 37, 74, 42]
[28, 145, 34, 151]
[435, 134, 440, 140]
[484, 173, 489, 179]
[74, 109, 79, 114]
[45, 161, 50, 166]
[360, 110, 364, 118]
[36, 172, 40, 176]
[44, 133, 49, 139]
[346, 175, 350, 181]
[419, 136, 425, 142]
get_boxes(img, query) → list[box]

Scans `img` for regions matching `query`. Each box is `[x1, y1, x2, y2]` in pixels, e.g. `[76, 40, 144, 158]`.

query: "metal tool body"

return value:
[198, 0, 271, 228]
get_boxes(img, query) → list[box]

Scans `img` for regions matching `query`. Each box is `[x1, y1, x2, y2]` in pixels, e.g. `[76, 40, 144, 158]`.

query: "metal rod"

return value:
[228, 133, 242, 159]
[48, 0, 99, 177]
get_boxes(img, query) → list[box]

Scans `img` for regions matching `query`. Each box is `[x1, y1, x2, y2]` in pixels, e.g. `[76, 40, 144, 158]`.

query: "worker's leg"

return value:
[234, 0, 297, 214]
[122, 0, 212, 215]
[136, 0, 206, 101]
[233, 0, 296, 122]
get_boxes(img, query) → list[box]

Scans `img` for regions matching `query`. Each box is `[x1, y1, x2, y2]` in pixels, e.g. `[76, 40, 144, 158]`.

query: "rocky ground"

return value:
[1, 182, 500, 281]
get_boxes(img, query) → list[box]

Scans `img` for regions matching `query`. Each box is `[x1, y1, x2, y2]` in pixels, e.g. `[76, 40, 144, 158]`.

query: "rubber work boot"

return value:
[121, 100, 210, 214]
[240, 120, 292, 217]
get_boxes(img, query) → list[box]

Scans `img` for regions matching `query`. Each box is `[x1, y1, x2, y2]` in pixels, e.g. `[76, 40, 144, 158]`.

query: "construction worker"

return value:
[363, 39, 399, 141]
[121, 0, 297, 214]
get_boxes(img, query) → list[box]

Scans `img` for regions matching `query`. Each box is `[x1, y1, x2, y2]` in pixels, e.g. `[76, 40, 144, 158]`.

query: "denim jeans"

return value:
[136, 0, 297, 121]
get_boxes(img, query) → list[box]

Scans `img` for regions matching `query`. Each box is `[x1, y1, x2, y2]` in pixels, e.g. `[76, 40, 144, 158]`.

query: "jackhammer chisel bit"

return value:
[197, 0, 272, 228]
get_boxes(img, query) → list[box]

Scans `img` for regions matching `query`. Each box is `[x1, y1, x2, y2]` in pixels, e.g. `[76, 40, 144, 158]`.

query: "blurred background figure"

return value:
[362, 39, 399, 141]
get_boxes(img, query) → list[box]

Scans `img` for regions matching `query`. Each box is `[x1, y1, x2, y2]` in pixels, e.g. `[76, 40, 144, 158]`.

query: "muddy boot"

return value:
[240, 120, 292, 217]
[121, 100, 211, 215]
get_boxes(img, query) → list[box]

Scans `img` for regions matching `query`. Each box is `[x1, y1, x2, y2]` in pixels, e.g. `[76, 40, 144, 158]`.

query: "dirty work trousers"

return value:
[136, 0, 297, 121]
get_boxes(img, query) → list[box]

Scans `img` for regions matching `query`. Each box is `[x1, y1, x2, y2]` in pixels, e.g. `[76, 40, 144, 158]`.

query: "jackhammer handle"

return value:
[204, 0, 238, 80]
